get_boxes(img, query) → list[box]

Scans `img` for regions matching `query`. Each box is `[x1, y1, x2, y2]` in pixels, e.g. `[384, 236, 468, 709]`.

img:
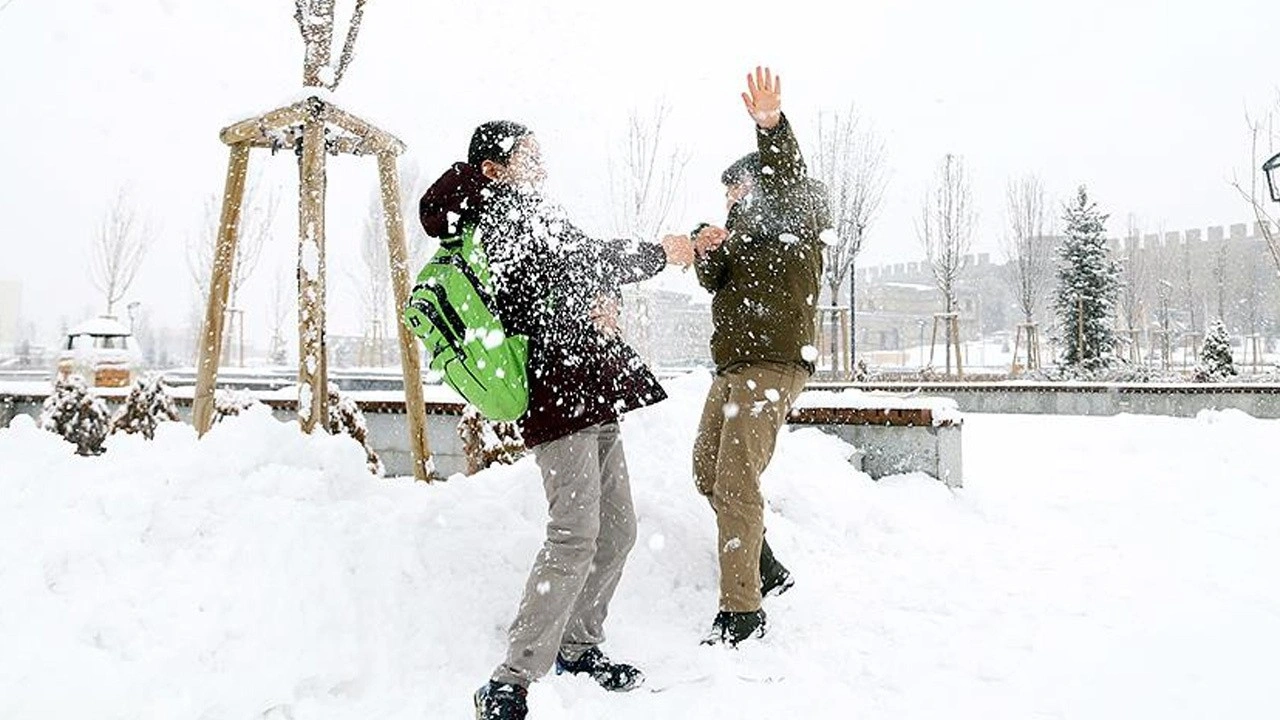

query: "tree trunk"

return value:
[297, 114, 328, 433]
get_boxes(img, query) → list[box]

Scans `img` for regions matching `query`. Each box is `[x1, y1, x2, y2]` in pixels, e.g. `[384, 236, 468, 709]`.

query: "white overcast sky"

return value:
[1, 0, 1277, 340]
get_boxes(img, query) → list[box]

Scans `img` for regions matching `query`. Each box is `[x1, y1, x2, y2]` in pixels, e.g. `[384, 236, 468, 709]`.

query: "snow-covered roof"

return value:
[67, 316, 132, 337]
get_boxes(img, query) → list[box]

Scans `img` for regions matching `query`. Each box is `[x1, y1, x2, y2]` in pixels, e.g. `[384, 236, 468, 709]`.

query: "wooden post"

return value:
[297, 109, 329, 433]
[928, 315, 940, 369]
[1247, 334, 1264, 369]
[193, 143, 250, 436]
[377, 151, 434, 481]
[840, 307, 852, 379]
[1011, 324, 1022, 375]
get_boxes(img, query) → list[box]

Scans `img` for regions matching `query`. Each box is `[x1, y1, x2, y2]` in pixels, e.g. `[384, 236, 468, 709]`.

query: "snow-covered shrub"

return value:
[326, 383, 383, 476]
[110, 374, 179, 439]
[457, 405, 525, 475]
[40, 376, 110, 456]
[212, 388, 262, 424]
[1195, 321, 1236, 382]
[852, 358, 870, 382]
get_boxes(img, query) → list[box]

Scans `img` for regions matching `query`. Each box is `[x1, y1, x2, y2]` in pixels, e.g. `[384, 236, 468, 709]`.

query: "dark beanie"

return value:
[468, 120, 532, 166]
[721, 152, 761, 186]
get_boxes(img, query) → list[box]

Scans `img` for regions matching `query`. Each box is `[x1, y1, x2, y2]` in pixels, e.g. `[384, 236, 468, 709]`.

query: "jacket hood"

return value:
[418, 162, 493, 239]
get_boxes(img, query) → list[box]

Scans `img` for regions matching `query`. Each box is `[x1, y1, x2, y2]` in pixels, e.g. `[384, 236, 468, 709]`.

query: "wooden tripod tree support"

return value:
[928, 312, 964, 378]
[818, 306, 852, 379]
[1180, 332, 1202, 369]
[1119, 328, 1142, 364]
[191, 95, 435, 481]
[1010, 322, 1041, 375]
[1150, 328, 1172, 369]
[1244, 334, 1264, 370]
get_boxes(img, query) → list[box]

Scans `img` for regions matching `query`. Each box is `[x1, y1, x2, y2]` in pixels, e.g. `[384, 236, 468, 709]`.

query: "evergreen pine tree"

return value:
[1195, 320, 1236, 381]
[1054, 186, 1121, 372]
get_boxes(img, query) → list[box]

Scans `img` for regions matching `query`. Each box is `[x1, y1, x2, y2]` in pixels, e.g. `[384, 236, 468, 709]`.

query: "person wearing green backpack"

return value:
[418, 121, 694, 720]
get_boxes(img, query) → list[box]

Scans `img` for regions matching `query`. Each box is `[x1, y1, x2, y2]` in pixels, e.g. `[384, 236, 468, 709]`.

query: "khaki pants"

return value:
[693, 362, 808, 612]
[492, 422, 637, 687]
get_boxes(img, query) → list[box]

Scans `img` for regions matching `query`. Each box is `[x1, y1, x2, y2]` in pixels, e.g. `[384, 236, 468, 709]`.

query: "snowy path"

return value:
[1, 373, 1277, 719]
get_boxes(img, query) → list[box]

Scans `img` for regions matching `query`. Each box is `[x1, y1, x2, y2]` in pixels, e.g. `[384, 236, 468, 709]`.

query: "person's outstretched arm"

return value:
[741, 66, 807, 196]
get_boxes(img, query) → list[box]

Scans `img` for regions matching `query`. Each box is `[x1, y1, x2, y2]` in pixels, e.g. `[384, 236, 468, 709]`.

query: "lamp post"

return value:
[917, 318, 926, 368]
[1264, 151, 1280, 203]
[126, 301, 140, 332]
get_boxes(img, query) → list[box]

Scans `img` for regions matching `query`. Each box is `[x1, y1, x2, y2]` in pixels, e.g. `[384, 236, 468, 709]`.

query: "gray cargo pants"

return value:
[491, 422, 637, 688]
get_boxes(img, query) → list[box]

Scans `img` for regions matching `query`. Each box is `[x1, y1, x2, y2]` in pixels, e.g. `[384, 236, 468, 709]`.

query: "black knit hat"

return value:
[468, 120, 532, 166]
[721, 152, 761, 186]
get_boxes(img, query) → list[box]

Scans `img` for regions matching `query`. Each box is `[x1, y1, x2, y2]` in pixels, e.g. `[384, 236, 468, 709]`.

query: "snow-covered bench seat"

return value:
[789, 390, 963, 488]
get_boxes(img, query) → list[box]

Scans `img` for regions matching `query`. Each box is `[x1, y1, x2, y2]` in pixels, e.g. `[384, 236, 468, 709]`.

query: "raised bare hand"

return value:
[694, 225, 729, 256]
[741, 65, 782, 129]
[589, 294, 621, 338]
[661, 234, 695, 268]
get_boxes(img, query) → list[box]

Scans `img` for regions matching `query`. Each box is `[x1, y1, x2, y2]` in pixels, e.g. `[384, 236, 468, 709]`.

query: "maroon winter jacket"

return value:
[419, 164, 668, 448]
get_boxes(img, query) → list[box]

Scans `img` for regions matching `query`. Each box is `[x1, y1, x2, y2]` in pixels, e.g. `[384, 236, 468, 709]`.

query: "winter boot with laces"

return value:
[700, 609, 767, 647]
[554, 646, 645, 691]
[474, 681, 527, 720]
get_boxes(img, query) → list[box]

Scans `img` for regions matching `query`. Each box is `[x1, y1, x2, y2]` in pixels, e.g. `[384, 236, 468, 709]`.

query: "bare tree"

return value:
[196, 185, 278, 309]
[350, 194, 394, 366]
[295, 0, 368, 89]
[610, 102, 689, 242]
[1113, 214, 1151, 364]
[0, 0, 22, 14]
[396, 158, 431, 270]
[811, 107, 888, 306]
[1232, 106, 1279, 278]
[187, 179, 278, 364]
[1178, 228, 1200, 341]
[917, 154, 976, 373]
[1211, 230, 1231, 323]
[1002, 174, 1052, 326]
[811, 107, 887, 369]
[268, 268, 294, 365]
[1155, 278, 1175, 366]
[1118, 214, 1150, 332]
[90, 191, 150, 316]
[609, 103, 689, 366]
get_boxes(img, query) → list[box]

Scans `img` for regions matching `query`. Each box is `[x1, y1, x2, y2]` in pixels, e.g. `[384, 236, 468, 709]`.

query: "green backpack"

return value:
[403, 227, 529, 422]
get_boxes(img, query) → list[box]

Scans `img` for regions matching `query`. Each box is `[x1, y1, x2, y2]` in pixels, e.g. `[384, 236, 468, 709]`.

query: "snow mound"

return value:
[3, 374, 1278, 719]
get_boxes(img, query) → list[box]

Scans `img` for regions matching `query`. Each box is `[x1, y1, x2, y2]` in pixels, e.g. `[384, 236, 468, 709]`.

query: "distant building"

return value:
[853, 221, 1280, 364]
[0, 280, 20, 355]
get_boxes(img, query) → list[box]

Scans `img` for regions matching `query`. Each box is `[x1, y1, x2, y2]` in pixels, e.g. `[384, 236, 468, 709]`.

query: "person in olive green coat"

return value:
[691, 66, 830, 646]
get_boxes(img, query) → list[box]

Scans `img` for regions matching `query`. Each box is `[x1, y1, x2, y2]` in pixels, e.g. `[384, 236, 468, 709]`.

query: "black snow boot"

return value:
[701, 609, 767, 647]
[555, 646, 645, 691]
[760, 537, 795, 598]
[474, 681, 527, 720]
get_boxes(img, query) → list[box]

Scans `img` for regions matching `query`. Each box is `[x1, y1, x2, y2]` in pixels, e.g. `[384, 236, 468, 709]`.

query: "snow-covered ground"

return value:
[1, 372, 1276, 719]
